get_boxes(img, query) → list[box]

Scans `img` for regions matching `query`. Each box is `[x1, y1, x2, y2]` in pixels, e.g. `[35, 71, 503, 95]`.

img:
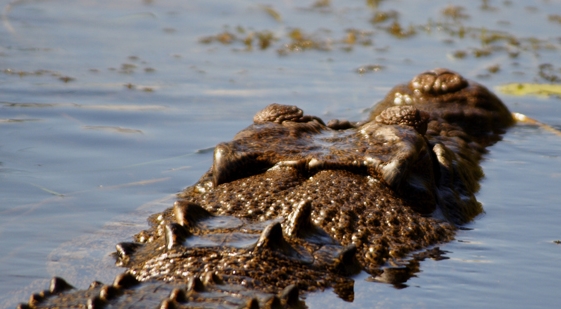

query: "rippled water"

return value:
[1, 0, 561, 308]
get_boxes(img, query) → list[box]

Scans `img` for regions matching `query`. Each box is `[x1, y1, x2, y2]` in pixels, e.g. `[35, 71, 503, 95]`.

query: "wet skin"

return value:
[19, 69, 513, 309]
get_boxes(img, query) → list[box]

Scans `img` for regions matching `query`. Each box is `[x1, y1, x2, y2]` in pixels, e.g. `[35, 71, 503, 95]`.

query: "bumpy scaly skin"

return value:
[19, 69, 513, 309]
[370, 68, 514, 224]
[374, 106, 430, 135]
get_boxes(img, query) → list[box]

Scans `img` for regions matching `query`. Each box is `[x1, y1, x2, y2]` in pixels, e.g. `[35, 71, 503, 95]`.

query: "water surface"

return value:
[1, 0, 561, 308]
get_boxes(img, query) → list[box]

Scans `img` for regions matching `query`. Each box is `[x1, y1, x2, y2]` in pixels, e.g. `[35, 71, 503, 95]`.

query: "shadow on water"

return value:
[1, 0, 561, 308]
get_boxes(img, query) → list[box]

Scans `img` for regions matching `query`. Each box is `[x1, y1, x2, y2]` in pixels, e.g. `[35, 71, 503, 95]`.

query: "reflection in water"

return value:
[369, 247, 449, 289]
[82, 125, 143, 135]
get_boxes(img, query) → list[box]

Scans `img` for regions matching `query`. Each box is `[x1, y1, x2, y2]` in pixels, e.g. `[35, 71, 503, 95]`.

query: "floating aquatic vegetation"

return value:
[243, 30, 276, 50]
[28, 183, 64, 197]
[452, 50, 467, 59]
[442, 5, 469, 20]
[124, 83, 157, 93]
[277, 28, 333, 55]
[497, 83, 561, 97]
[312, 0, 331, 8]
[479, 28, 519, 46]
[2, 102, 67, 108]
[82, 126, 144, 135]
[538, 63, 561, 83]
[487, 64, 500, 74]
[472, 47, 492, 57]
[450, 38, 518, 60]
[370, 10, 398, 24]
[548, 14, 561, 24]
[2, 102, 166, 111]
[194, 0, 560, 84]
[200, 28, 277, 51]
[278, 28, 375, 54]
[356, 64, 385, 74]
[199, 31, 236, 45]
[366, 0, 385, 9]
[344, 29, 374, 46]
[2, 68, 75, 82]
[120, 63, 137, 74]
[0, 118, 41, 123]
[385, 21, 416, 38]
[480, 0, 498, 11]
[78, 104, 166, 111]
[260, 5, 282, 22]
[59, 76, 75, 83]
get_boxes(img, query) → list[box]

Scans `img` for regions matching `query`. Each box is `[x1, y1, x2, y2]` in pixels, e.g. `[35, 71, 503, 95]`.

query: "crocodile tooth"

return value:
[244, 298, 260, 309]
[212, 143, 268, 187]
[28, 293, 43, 306]
[256, 221, 314, 263]
[333, 244, 362, 276]
[114, 243, 141, 267]
[255, 221, 288, 251]
[264, 296, 282, 309]
[165, 223, 189, 250]
[280, 284, 299, 306]
[283, 200, 313, 238]
[187, 276, 205, 293]
[115, 242, 141, 259]
[212, 143, 243, 187]
[169, 288, 187, 303]
[202, 272, 223, 285]
[89, 281, 103, 289]
[173, 201, 212, 227]
[49, 277, 74, 294]
[87, 296, 105, 309]
[112, 273, 139, 289]
[99, 285, 118, 301]
[159, 299, 177, 309]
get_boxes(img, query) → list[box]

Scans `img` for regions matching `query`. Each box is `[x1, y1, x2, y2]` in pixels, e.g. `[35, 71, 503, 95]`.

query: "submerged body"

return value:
[20, 69, 513, 309]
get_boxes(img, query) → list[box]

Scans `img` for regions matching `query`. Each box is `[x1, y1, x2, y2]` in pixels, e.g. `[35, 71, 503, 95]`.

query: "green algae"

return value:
[497, 83, 561, 97]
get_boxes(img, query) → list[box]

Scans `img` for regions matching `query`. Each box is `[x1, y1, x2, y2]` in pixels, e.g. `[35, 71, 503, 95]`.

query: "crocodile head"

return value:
[370, 68, 514, 139]
[209, 102, 438, 216]
[20, 69, 514, 309]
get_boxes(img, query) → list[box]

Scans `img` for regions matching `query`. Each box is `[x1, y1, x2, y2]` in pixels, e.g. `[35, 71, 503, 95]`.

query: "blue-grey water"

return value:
[1, 0, 561, 308]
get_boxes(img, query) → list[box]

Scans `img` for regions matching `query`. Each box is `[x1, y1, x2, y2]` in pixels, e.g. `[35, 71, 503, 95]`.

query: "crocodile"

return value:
[17, 68, 514, 309]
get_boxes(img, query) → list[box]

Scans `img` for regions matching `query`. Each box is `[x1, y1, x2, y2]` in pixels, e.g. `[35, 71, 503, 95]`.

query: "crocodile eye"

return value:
[374, 106, 429, 135]
[410, 68, 468, 95]
[253, 103, 304, 124]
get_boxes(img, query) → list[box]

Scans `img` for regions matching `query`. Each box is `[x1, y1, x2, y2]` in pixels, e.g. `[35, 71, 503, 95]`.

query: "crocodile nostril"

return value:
[410, 68, 468, 94]
[410, 71, 437, 93]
